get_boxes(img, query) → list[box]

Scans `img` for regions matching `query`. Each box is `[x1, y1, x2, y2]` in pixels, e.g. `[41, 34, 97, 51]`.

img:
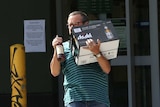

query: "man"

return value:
[50, 11, 111, 107]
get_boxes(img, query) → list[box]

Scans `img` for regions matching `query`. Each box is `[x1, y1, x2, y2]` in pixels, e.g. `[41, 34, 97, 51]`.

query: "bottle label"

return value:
[56, 45, 64, 54]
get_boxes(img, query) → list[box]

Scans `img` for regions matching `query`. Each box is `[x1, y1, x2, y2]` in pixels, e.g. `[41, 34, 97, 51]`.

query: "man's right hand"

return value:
[52, 35, 63, 48]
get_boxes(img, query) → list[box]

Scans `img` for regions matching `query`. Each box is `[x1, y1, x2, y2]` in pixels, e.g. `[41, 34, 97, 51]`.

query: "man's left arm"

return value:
[85, 39, 111, 74]
[94, 52, 111, 74]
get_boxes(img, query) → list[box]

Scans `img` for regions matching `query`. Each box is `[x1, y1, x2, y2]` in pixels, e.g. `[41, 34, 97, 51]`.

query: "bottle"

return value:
[104, 26, 114, 39]
[56, 42, 65, 62]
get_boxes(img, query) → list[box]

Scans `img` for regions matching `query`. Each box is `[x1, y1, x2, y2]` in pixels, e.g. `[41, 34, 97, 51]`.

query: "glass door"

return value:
[131, 0, 151, 107]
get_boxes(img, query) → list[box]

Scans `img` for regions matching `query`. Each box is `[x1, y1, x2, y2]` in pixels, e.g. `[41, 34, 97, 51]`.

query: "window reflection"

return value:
[133, 0, 150, 56]
[135, 66, 151, 107]
[109, 66, 128, 107]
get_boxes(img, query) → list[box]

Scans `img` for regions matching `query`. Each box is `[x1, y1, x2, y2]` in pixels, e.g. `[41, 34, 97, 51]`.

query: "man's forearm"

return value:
[50, 51, 61, 77]
[96, 53, 111, 74]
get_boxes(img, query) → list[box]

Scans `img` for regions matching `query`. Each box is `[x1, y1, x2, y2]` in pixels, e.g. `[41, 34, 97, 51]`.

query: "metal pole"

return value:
[125, 0, 136, 107]
[10, 44, 27, 107]
[149, 0, 160, 107]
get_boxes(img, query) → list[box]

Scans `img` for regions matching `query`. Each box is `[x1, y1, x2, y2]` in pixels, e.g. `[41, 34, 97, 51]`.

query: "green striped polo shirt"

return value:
[61, 41, 110, 107]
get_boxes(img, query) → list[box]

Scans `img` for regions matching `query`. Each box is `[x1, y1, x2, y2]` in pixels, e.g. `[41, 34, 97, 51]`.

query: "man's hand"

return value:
[52, 35, 63, 49]
[83, 39, 101, 55]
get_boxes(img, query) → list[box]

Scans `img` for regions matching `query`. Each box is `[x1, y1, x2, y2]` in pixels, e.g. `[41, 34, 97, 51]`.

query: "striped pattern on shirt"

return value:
[62, 41, 110, 107]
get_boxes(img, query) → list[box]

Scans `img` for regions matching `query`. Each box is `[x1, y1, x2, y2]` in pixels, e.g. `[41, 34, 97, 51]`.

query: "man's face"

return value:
[67, 14, 85, 35]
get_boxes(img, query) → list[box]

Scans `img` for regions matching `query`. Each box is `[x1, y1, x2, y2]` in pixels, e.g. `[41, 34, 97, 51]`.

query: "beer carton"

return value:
[71, 20, 119, 65]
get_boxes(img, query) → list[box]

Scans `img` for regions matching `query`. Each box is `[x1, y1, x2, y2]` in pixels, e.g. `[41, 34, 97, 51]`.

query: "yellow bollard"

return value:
[10, 44, 27, 107]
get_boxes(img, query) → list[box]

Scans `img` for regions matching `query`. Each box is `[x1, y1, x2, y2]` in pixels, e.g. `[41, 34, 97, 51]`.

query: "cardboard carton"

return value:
[71, 20, 120, 65]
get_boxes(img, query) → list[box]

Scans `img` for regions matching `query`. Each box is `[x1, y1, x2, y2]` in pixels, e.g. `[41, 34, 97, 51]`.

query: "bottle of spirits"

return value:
[56, 42, 65, 62]
[104, 26, 114, 39]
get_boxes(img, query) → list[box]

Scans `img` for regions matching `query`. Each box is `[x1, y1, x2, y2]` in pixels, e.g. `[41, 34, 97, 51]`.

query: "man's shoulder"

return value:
[63, 40, 69, 45]
[63, 40, 70, 49]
